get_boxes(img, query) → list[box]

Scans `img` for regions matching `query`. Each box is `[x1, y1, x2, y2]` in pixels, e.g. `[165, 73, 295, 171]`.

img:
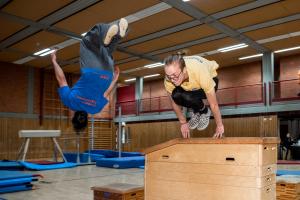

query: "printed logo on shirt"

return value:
[100, 75, 109, 80]
[76, 95, 96, 107]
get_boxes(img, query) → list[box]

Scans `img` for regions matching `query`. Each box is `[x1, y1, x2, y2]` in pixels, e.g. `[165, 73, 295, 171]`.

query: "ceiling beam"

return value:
[0, 0, 11, 9]
[0, 0, 100, 50]
[161, 0, 270, 53]
[120, 0, 280, 48]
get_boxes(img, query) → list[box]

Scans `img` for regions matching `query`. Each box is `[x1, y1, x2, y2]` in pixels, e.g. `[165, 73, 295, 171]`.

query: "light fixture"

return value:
[218, 43, 248, 52]
[81, 32, 87, 36]
[39, 49, 56, 56]
[144, 62, 164, 68]
[33, 48, 50, 56]
[144, 74, 160, 78]
[182, 0, 190, 1]
[124, 78, 136, 82]
[238, 54, 263, 60]
[274, 46, 300, 53]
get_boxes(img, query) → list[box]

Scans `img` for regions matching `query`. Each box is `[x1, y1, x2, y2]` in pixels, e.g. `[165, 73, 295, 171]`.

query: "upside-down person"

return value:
[50, 18, 128, 130]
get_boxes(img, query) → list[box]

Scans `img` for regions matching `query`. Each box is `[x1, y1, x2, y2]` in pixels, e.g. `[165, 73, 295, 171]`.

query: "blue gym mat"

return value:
[64, 152, 104, 163]
[19, 161, 77, 171]
[96, 156, 145, 169]
[0, 161, 23, 170]
[0, 171, 39, 194]
[277, 169, 300, 176]
[0, 184, 33, 194]
[0, 177, 34, 187]
[86, 150, 143, 158]
[0, 171, 35, 180]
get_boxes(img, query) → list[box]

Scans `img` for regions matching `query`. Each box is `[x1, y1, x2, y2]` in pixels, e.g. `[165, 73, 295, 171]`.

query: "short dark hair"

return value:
[72, 111, 88, 132]
[163, 51, 186, 70]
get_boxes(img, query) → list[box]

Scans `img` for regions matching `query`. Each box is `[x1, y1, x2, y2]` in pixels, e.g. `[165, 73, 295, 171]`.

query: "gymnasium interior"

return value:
[0, 0, 300, 199]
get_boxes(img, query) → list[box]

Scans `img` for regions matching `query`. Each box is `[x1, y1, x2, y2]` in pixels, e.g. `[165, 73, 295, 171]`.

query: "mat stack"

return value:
[0, 170, 41, 194]
[277, 175, 300, 200]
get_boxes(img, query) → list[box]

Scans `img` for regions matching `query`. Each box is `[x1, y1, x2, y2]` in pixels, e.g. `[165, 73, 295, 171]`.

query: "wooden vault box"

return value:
[143, 137, 279, 200]
[91, 183, 144, 200]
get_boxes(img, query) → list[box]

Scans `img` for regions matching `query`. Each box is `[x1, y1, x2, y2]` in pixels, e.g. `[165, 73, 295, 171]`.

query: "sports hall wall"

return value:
[0, 54, 299, 159]
[0, 62, 114, 160]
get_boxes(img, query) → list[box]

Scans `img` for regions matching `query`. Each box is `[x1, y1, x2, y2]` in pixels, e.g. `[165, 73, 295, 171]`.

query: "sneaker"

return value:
[118, 18, 128, 38]
[197, 108, 211, 131]
[103, 24, 118, 45]
[188, 112, 201, 129]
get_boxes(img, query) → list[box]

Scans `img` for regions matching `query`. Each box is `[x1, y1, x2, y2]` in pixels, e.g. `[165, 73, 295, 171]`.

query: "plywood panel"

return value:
[2, 0, 73, 21]
[264, 35, 300, 52]
[188, 0, 252, 15]
[123, 116, 278, 152]
[128, 67, 164, 80]
[0, 117, 79, 160]
[203, 48, 260, 67]
[220, 1, 300, 29]
[55, 0, 160, 35]
[0, 62, 28, 113]
[147, 162, 276, 178]
[62, 63, 80, 73]
[10, 31, 67, 53]
[128, 25, 219, 53]
[114, 51, 131, 61]
[245, 20, 300, 41]
[147, 163, 276, 187]
[27, 56, 52, 68]
[0, 117, 114, 160]
[118, 58, 151, 71]
[0, 51, 25, 63]
[56, 43, 79, 61]
[145, 179, 276, 200]
[125, 8, 193, 41]
[155, 37, 237, 60]
[0, 17, 25, 41]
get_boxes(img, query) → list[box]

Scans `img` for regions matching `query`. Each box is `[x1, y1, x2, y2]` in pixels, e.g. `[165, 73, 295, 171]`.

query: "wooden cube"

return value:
[143, 137, 279, 200]
[276, 176, 300, 200]
[91, 183, 144, 200]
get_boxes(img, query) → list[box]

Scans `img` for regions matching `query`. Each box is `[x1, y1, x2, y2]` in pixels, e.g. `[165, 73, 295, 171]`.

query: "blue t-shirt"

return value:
[58, 68, 113, 114]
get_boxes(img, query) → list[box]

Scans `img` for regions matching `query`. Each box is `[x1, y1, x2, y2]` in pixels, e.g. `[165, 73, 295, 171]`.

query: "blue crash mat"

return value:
[0, 161, 23, 170]
[96, 156, 145, 169]
[277, 169, 300, 176]
[64, 153, 104, 163]
[0, 171, 35, 180]
[0, 177, 35, 187]
[0, 184, 33, 194]
[86, 150, 143, 158]
[19, 161, 77, 171]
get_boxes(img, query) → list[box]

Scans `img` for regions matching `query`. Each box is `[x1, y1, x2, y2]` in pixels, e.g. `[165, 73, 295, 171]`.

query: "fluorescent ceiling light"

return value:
[274, 46, 300, 53]
[33, 48, 50, 56]
[239, 54, 263, 60]
[218, 43, 248, 52]
[39, 49, 56, 56]
[144, 74, 160, 78]
[124, 78, 136, 82]
[144, 62, 164, 68]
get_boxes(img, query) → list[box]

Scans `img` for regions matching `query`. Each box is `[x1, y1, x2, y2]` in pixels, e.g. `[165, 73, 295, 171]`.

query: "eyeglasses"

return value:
[165, 70, 183, 81]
